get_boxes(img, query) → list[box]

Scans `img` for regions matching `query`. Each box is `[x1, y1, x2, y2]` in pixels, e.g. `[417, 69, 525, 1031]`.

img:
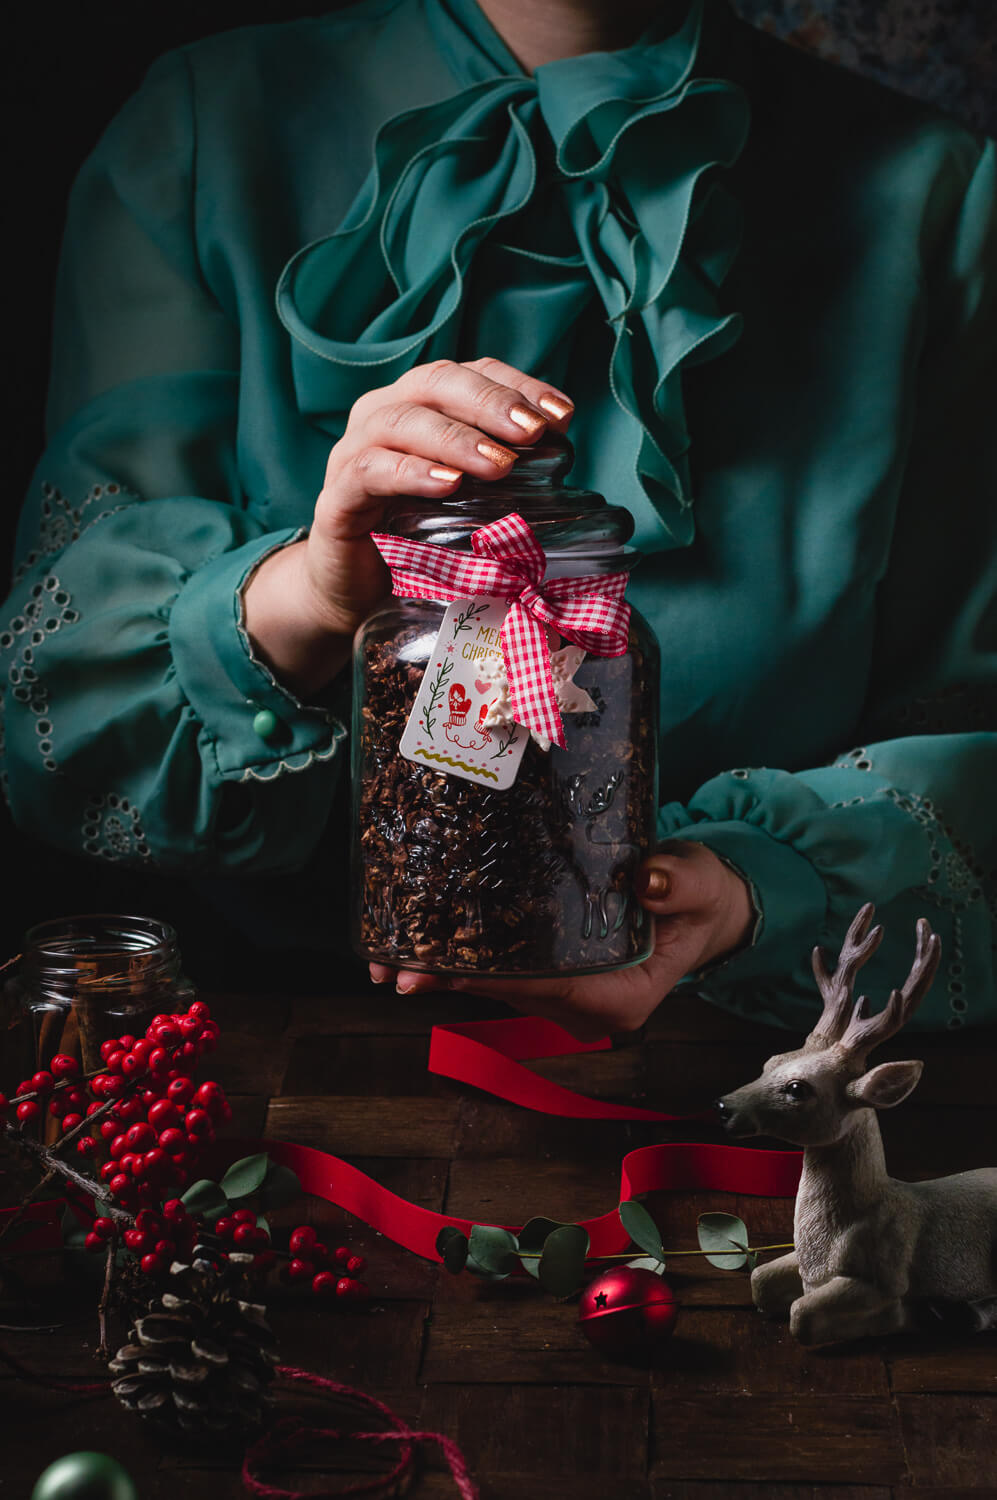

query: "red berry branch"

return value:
[1, 1001, 225, 1235]
[1, 1001, 230, 1268]
[1, 999, 373, 1340]
[277, 1224, 369, 1302]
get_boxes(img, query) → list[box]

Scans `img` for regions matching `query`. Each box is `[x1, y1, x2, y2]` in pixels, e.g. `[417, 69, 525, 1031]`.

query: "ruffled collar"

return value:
[277, 0, 751, 550]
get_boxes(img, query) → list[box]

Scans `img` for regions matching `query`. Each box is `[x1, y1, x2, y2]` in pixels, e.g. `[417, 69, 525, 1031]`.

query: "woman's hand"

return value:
[242, 357, 574, 696]
[370, 841, 755, 1041]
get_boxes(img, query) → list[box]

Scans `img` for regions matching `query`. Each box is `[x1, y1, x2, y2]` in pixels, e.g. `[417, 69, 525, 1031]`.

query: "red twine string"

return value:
[1, 1345, 477, 1498]
[242, 1366, 478, 1500]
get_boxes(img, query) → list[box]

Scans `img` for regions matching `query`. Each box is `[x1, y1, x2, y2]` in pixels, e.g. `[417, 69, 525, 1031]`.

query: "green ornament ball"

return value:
[30, 1452, 138, 1500]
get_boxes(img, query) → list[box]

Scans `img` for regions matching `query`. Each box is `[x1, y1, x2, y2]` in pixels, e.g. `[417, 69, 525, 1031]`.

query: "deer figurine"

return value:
[716, 904, 997, 1347]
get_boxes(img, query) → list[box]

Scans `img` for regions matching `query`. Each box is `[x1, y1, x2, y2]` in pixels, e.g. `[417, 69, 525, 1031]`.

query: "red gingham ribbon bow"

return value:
[371, 513, 631, 749]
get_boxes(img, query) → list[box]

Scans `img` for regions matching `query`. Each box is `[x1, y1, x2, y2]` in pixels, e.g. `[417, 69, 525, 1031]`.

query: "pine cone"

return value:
[109, 1244, 278, 1433]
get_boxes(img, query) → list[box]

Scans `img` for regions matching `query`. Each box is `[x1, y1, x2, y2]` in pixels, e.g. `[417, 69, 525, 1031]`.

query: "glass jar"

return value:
[351, 433, 659, 978]
[7, 914, 195, 1086]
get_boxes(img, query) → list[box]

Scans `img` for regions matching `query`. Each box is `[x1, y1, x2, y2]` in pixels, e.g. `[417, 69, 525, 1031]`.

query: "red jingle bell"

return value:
[578, 1266, 678, 1355]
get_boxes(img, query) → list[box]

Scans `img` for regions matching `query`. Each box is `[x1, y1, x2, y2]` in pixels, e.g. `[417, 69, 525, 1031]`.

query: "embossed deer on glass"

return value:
[716, 905, 997, 1346]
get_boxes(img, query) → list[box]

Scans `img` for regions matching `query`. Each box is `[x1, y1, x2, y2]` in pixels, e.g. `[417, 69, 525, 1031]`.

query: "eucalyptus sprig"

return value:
[436, 1201, 793, 1298]
[180, 1151, 302, 1230]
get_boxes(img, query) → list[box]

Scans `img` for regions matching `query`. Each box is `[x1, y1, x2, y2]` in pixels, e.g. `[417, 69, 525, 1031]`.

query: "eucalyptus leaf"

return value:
[518, 1216, 566, 1248]
[465, 1252, 511, 1282]
[538, 1224, 590, 1298]
[697, 1212, 750, 1270]
[435, 1226, 468, 1274]
[745, 1251, 759, 1272]
[255, 1215, 271, 1241]
[219, 1153, 269, 1201]
[257, 1162, 302, 1211]
[517, 1216, 567, 1281]
[626, 1255, 667, 1275]
[180, 1179, 230, 1222]
[619, 1199, 665, 1258]
[468, 1225, 520, 1276]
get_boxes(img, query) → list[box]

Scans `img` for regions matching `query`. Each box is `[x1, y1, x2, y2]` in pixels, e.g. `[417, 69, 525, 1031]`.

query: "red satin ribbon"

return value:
[230, 1017, 801, 1261]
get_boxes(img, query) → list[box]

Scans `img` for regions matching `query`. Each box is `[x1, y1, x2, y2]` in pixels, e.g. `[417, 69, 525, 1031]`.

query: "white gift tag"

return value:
[398, 597, 529, 789]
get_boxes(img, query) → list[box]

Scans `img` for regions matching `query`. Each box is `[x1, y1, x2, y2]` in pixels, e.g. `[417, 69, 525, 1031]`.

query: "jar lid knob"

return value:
[505, 428, 575, 484]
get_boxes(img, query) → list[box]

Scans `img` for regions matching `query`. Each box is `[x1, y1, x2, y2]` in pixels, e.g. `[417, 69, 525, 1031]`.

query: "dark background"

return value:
[2, 1, 994, 975]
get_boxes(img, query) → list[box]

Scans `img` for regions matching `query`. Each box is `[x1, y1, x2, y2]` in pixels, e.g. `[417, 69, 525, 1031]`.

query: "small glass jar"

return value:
[8, 914, 195, 1084]
[351, 433, 659, 978]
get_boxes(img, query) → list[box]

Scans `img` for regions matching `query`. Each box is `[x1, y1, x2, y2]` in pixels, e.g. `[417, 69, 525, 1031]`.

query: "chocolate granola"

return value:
[352, 614, 657, 976]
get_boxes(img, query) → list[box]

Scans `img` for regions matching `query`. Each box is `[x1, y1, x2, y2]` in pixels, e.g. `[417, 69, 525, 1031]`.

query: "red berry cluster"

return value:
[89, 1004, 227, 1209]
[11, 1057, 88, 1126]
[283, 1225, 369, 1300]
[215, 1207, 276, 1277]
[84, 1200, 199, 1275]
[9, 1002, 229, 1214]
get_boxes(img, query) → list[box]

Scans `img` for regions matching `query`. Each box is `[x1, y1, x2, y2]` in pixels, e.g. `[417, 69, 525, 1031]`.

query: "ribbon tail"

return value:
[501, 600, 565, 749]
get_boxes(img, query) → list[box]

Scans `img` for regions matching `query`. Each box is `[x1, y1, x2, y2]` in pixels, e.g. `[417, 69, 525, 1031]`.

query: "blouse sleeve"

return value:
[658, 138, 997, 1033]
[1, 50, 348, 876]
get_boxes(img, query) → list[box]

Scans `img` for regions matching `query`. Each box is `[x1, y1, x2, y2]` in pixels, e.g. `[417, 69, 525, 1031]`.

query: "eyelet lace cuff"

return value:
[168, 529, 347, 780]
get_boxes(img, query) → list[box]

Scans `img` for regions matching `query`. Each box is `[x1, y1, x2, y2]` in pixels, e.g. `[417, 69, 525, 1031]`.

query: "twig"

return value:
[0, 1321, 71, 1332]
[97, 1234, 116, 1358]
[1, 1121, 130, 1223]
[514, 1241, 796, 1262]
[0, 1343, 109, 1395]
[8, 1066, 106, 1106]
[2, 1029, 192, 1242]
[51, 1088, 119, 1155]
[1, 1080, 138, 1251]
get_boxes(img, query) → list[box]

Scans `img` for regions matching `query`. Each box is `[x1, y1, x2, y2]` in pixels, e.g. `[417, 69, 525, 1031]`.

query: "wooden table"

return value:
[4, 980, 996, 1498]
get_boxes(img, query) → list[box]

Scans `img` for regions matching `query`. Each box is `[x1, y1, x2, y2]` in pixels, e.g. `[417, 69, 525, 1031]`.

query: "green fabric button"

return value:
[252, 707, 281, 744]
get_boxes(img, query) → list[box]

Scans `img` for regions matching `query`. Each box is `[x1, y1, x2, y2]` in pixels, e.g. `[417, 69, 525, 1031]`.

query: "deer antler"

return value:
[838, 916, 941, 1056]
[808, 903, 884, 1047]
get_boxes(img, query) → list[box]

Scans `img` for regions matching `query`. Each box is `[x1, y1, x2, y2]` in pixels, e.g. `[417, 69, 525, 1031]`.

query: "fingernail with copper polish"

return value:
[429, 465, 463, 483]
[477, 440, 516, 468]
[537, 393, 574, 422]
[638, 868, 671, 901]
[509, 403, 547, 439]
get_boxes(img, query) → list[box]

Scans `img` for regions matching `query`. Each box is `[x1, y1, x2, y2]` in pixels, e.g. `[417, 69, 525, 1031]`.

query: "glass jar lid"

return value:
[385, 430, 640, 567]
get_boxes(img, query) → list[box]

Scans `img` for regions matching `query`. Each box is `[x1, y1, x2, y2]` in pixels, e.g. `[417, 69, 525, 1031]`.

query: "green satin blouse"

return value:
[1, 0, 994, 1030]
